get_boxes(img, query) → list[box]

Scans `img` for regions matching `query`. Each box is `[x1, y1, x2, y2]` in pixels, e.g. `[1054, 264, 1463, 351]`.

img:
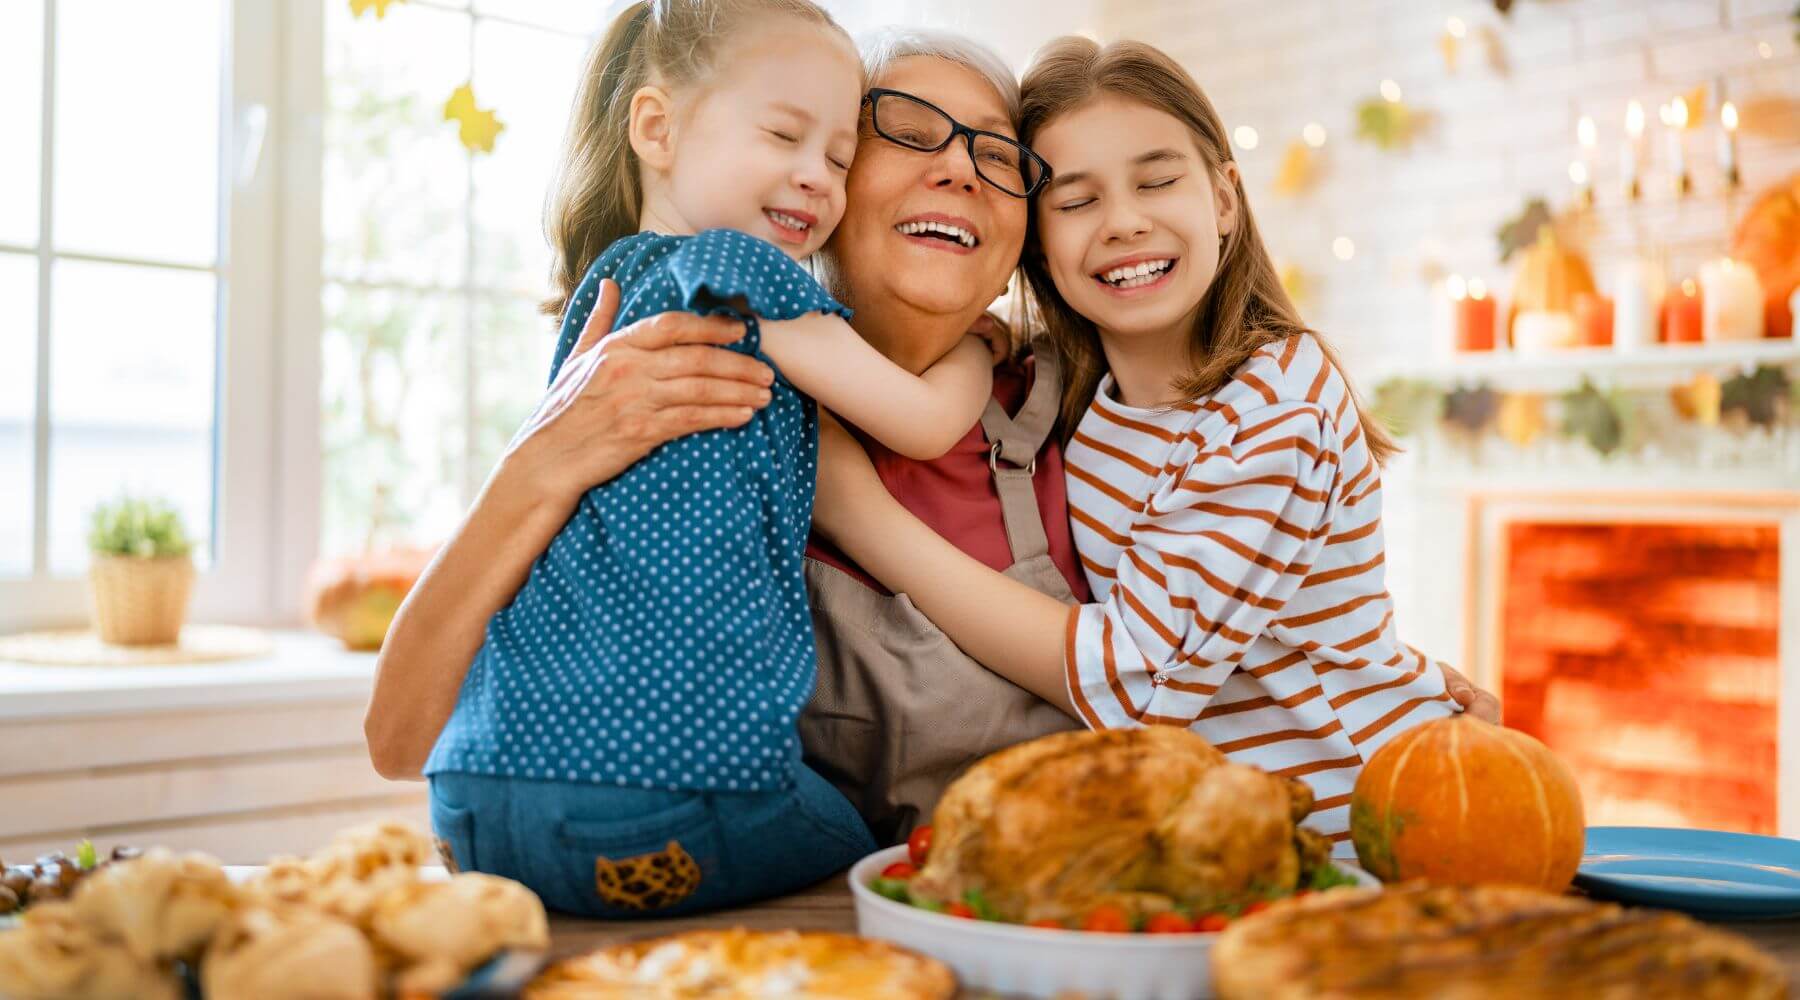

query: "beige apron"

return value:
[799, 344, 1083, 845]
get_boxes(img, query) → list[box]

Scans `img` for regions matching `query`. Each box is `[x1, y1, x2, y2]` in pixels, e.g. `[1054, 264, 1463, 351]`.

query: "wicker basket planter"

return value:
[88, 553, 195, 646]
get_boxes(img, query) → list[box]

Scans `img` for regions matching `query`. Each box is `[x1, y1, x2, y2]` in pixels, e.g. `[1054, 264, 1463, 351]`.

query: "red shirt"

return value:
[807, 357, 1091, 602]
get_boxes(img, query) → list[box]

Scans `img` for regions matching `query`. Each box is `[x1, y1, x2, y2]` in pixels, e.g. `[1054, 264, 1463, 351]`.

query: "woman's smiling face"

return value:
[822, 56, 1028, 334]
[1032, 95, 1238, 344]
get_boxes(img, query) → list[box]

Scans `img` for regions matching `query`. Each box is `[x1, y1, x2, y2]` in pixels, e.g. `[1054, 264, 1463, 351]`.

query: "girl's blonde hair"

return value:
[541, 0, 849, 318]
[1019, 37, 1395, 463]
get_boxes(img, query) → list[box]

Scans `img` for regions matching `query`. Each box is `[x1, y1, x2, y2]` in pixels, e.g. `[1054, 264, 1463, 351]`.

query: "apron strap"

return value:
[979, 339, 1062, 566]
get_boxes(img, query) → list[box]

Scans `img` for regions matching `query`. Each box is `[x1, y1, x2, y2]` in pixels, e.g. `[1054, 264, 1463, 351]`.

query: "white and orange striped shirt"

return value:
[1062, 333, 1456, 851]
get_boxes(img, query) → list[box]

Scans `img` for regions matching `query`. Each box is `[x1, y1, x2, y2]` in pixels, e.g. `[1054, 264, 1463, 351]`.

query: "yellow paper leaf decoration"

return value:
[1498, 393, 1546, 446]
[443, 83, 505, 154]
[349, 0, 405, 19]
[1438, 31, 1460, 73]
[1670, 372, 1721, 425]
[1681, 84, 1708, 131]
[1272, 140, 1316, 197]
[1276, 259, 1311, 308]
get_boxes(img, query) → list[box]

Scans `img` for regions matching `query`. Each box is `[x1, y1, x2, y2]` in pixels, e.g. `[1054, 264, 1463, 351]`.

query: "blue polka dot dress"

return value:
[426, 229, 851, 793]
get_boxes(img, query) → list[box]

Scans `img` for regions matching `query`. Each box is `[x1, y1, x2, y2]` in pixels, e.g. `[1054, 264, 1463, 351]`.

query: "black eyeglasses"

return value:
[862, 88, 1049, 198]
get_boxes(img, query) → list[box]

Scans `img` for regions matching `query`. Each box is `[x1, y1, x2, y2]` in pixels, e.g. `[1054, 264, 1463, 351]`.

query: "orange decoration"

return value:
[1572, 292, 1613, 347]
[1664, 280, 1704, 343]
[304, 547, 436, 650]
[1350, 716, 1586, 892]
[1728, 172, 1800, 339]
[1454, 291, 1497, 352]
[1506, 226, 1596, 343]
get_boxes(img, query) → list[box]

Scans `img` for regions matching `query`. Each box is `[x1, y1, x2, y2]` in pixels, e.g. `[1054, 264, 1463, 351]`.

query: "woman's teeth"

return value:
[896, 220, 978, 248]
[1098, 259, 1174, 288]
[766, 210, 810, 232]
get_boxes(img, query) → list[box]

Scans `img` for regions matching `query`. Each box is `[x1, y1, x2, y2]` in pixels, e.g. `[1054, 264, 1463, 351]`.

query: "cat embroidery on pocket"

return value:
[593, 840, 702, 910]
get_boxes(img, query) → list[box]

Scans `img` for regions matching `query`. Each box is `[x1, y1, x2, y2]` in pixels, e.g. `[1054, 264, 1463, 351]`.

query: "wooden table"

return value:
[546, 873, 1800, 982]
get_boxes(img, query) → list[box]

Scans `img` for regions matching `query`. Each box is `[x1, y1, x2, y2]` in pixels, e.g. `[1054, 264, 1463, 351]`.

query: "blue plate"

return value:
[1576, 826, 1800, 920]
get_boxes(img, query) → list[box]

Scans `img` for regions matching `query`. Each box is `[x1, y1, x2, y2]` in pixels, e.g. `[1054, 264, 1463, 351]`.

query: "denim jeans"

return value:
[428, 761, 876, 918]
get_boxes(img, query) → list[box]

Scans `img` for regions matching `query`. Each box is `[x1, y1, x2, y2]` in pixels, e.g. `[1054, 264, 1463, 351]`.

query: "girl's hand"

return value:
[812, 411, 890, 547]
[967, 311, 1013, 364]
[504, 279, 775, 505]
[1441, 664, 1501, 723]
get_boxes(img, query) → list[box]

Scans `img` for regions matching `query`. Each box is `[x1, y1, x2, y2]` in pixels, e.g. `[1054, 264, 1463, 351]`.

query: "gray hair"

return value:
[858, 26, 1021, 130]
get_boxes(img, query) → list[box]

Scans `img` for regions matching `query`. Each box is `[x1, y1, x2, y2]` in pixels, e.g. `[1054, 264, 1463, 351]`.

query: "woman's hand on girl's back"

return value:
[504, 278, 775, 506]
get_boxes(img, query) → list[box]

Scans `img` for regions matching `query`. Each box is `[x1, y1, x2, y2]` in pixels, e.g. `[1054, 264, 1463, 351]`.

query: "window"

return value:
[318, 1, 597, 558]
[1, 0, 283, 632]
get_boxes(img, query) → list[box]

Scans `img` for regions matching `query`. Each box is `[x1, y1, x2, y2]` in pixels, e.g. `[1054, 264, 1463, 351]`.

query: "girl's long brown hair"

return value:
[541, 0, 847, 318]
[1019, 37, 1395, 463]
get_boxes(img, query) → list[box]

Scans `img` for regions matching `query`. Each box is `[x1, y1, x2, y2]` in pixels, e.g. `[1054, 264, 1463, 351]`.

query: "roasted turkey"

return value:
[908, 728, 1330, 923]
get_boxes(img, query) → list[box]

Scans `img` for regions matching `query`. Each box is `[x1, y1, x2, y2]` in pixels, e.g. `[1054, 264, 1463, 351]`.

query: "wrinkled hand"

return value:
[1441, 663, 1501, 723]
[505, 279, 774, 503]
[811, 411, 888, 548]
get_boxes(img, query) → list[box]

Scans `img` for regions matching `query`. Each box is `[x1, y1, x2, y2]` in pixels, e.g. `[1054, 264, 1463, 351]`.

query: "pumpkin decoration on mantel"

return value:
[1350, 715, 1587, 892]
[1506, 225, 1597, 346]
[304, 547, 436, 651]
[1730, 172, 1800, 339]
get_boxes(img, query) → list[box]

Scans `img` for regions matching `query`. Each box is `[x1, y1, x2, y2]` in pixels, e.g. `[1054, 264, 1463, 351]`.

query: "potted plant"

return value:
[86, 495, 195, 646]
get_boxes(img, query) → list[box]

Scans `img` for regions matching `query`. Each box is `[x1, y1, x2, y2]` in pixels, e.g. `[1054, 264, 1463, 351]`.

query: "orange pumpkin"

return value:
[304, 547, 436, 651]
[1506, 226, 1596, 345]
[1350, 715, 1586, 891]
[1730, 172, 1800, 339]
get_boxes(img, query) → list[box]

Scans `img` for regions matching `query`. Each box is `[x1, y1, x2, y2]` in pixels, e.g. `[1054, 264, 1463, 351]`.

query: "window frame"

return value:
[0, 0, 311, 632]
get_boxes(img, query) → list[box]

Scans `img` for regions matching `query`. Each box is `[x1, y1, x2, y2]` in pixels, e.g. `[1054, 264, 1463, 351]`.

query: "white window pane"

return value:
[321, 282, 467, 557]
[0, 1, 43, 248]
[324, 3, 471, 287]
[473, 0, 607, 34]
[472, 20, 586, 292]
[0, 254, 37, 576]
[472, 295, 553, 480]
[54, 0, 221, 266]
[48, 261, 217, 574]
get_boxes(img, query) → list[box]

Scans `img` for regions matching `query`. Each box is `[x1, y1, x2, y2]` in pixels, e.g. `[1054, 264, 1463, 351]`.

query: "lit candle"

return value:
[1622, 101, 1645, 200]
[1664, 279, 1703, 343]
[1568, 161, 1592, 210]
[1718, 101, 1740, 190]
[1573, 292, 1614, 347]
[1662, 97, 1691, 196]
[1451, 276, 1497, 352]
[1698, 257, 1765, 341]
[1576, 115, 1597, 207]
[1611, 257, 1664, 352]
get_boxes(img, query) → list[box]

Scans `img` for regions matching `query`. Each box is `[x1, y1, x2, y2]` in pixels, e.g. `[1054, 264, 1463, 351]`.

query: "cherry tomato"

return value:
[1081, 904, 1131, 933]
[1195, 913, 1231, 933]
[880, 861, 918, 880]
[907, 825, 934, 866]
[1144, 912, 1195, 934]
[945, 901, 976, 919]
[1027, 918, 1065, 930]
[1244, 900, 1272, 916]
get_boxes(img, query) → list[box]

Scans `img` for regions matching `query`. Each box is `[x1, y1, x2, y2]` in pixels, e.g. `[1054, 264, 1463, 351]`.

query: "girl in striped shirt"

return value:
[812, 37, 1472, 852]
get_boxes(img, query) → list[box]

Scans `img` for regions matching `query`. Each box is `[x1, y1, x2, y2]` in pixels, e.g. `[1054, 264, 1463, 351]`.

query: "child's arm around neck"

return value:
[761, 314, 993, 460]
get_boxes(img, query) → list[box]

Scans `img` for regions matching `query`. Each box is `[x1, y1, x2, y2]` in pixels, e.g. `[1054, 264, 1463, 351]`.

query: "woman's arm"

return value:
[761, 315, 992, 460]
[812, 413, 1077, 715]
[363, 280, 773, 780]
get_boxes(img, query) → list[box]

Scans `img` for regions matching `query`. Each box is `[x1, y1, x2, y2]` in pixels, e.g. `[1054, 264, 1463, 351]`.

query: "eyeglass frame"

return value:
[860, 87, 1051, 198]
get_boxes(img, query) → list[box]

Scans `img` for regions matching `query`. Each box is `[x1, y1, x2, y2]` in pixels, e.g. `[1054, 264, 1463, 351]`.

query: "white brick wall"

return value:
[1096, 0, 1800, 371]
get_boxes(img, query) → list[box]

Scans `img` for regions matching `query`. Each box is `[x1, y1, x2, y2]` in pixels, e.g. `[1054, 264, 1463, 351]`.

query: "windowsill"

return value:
[0, 629, 377, 721]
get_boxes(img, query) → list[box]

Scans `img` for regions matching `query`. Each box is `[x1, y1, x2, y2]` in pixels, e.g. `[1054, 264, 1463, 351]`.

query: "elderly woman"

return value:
[364, 28, 1493, 846]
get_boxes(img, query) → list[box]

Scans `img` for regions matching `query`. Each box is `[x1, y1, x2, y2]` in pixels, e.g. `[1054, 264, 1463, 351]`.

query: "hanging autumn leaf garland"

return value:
[443, 83, 506, 154]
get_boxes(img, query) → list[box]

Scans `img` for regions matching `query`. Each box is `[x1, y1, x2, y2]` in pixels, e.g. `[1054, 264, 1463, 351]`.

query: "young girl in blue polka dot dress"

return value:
[423, 0, 998, 916]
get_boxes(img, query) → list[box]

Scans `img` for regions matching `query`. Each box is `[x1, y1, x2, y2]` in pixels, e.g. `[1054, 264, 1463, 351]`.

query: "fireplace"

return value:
[1460, 491, 1800, 837]
[1499, 521, 1779, 833]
